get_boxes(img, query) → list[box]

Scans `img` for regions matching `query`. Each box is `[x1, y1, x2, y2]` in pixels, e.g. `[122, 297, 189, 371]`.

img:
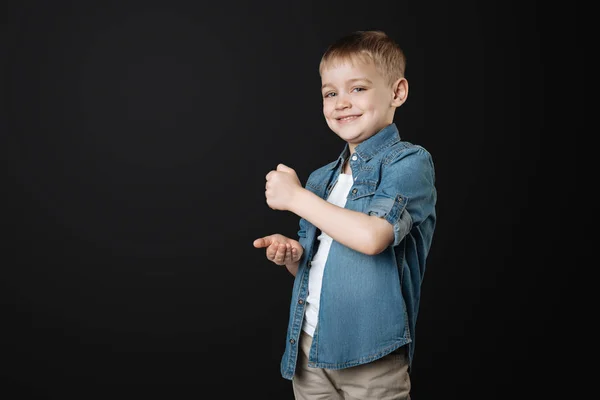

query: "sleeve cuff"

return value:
[368, 194, 412, 246]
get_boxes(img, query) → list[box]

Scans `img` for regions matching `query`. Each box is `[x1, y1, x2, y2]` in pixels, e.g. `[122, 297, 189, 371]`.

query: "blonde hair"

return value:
[319, 30, 406, 85]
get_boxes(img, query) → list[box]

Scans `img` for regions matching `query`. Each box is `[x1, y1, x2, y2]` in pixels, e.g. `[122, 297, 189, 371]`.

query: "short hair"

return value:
[319, 30, 407, 85]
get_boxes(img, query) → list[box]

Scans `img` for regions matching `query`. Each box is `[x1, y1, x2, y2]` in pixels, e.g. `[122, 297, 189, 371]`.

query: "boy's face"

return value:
[320, 58, 402, 152]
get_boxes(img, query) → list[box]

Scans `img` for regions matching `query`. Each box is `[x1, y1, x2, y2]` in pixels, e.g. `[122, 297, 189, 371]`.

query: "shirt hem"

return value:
[306, 338, 412, 370]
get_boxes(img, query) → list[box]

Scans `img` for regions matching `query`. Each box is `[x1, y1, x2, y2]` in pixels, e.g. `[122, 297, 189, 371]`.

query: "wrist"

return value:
[289, 187, 307, 214]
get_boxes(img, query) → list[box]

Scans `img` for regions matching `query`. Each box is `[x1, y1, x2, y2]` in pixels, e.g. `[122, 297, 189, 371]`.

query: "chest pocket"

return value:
[347, 179, 378, 201]
[306, 178, 326, 197]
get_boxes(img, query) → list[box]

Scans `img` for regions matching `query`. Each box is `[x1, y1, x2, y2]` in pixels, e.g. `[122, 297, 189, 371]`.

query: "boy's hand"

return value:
[253, 234, 303, 266]
[265, 164, 303, 211]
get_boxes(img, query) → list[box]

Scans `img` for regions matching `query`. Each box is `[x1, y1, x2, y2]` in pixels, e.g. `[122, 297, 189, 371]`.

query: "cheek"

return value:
[361, 96, 377, 110]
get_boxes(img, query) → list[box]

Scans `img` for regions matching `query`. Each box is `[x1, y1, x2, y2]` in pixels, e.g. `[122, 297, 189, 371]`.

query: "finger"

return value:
[275, 243, 287, 264]
[266, 170, 275, 180]
[277, 163, 294, 173]
[291, 247, 299, 262]
[284, 244, 292, 264]
[266, 241, 279, 259]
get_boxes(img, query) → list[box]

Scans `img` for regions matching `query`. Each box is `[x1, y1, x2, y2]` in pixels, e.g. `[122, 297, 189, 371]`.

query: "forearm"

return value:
[290, 189, 393, 255]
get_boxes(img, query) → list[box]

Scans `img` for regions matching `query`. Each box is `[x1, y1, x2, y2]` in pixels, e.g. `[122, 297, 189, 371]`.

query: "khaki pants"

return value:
[293, 331, 411, 400]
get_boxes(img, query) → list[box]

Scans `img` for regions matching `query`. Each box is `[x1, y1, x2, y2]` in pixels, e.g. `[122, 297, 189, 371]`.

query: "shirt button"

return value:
[352, 155, 357, 161]
[352, 188, 357, 194]
[290, 338, 296, 344]
[298, 299, 304, 304]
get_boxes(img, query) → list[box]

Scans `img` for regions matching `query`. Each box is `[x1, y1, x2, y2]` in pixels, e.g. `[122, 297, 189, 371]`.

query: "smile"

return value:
[337, 115, 361, 123]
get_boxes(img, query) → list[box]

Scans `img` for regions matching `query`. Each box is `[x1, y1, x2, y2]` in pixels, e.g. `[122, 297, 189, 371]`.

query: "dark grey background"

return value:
[1, 1, 576, 399]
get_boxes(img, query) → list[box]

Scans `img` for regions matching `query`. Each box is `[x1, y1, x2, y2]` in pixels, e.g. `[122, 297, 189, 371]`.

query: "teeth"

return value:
[340, 116, 357, 121]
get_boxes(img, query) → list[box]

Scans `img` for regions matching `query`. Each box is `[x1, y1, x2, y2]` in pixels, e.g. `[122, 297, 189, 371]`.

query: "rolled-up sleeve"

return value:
[366, 146, 436, 247]
[297, 216, 309, 249]
[297, 217, 307, 239]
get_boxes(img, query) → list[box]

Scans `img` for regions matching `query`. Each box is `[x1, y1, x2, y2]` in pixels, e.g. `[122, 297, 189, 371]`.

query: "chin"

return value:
[337, 125, 365, 137]
[328, 121, 364, 140]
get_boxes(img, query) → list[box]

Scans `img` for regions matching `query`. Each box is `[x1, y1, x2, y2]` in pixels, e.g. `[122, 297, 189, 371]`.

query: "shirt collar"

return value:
[327, 123, 401, 170]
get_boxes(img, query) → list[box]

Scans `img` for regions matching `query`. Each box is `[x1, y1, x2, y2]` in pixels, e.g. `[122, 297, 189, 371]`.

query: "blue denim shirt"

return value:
[280, 123, 437, 380]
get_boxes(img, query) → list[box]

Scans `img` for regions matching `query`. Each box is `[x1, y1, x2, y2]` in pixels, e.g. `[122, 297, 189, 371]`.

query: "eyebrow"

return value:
[321, 78, 373, 90]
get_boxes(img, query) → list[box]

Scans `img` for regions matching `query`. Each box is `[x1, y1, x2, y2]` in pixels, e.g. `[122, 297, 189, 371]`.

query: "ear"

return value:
[391, 78, 408, 107]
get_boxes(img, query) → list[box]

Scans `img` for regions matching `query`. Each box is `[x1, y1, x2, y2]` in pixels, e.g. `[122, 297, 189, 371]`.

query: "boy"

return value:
[253, 30, 436, 400]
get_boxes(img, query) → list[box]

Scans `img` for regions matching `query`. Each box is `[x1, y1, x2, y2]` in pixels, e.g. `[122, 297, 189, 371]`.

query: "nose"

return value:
[335, 93, 350, 110]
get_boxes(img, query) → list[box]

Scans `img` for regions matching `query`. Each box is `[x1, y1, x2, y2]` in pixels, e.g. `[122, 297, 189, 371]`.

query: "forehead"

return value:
[320, 57, 382, 86]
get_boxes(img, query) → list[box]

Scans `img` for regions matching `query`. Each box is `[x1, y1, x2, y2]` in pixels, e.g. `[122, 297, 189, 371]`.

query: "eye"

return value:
[324, 92, 336, 98]
[352, 87, 366, 93]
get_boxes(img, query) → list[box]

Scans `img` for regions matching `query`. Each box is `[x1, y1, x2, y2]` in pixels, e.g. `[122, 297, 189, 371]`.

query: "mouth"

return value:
[336, 115, 361, 123]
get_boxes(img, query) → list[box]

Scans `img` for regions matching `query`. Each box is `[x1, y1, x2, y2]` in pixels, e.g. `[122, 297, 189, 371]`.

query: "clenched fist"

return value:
[265, 163, 303, 211]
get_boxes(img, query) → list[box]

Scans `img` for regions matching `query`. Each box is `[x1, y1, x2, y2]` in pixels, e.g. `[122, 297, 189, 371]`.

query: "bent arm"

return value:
[288, 147, 435, 256]
[290, 189, 393, 255]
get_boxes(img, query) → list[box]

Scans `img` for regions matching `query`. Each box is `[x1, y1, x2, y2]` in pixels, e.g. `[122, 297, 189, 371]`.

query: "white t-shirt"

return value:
[302, 172, 354, 337]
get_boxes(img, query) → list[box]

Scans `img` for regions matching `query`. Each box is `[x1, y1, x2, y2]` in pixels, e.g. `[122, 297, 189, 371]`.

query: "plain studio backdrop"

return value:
[1, 1, 578, 399]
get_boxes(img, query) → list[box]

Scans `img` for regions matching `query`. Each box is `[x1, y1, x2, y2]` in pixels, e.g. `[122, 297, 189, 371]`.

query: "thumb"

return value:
[276, 163, 294, 173]
[253, 236, 273, 248]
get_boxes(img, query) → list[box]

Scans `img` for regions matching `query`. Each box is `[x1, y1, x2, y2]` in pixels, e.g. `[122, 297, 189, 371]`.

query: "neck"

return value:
[342, 158, 351, 174]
